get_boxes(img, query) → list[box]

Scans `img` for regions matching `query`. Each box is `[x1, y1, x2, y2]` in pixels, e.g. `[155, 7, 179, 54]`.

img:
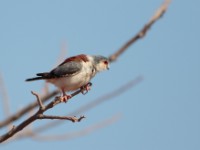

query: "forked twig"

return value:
[31, 91, 44, 110]
[16, 76, 142, 139]
[22, 113, 121, 141]
[0, 90, 59, 128]
[0, 92, 84, 143]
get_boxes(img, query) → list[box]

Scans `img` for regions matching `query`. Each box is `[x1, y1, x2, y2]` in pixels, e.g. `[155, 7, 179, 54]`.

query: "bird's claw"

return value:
[81, 82, 92, 95]
[60, 94, 72, 103]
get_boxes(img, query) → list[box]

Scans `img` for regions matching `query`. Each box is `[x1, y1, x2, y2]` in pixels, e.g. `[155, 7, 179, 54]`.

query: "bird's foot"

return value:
[81, 82, 92, 95]
[60, 94, 72, 103]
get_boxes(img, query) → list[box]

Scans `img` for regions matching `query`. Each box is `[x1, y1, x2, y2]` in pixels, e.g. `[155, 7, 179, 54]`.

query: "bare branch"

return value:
[20, 76, 142, 137]
[0, 90, 59, 129]
[37, 114, 85, 122]
[108, 0, 171, 62]
[31, 91, 44, 110]
[0, 82, 92, 129]
[25, 113, 121, 141]
[0, 92, 84, 143]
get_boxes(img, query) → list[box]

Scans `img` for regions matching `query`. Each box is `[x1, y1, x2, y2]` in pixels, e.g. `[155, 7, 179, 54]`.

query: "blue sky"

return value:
[0, 0, 200, 149]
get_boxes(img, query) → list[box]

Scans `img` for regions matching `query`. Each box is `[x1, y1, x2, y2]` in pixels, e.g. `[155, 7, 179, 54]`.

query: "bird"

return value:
[26, 54, 110, 102]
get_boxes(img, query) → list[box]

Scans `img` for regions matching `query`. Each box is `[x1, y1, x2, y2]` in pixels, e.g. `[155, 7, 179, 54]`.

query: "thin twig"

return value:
[108, 0, 171, 62]
[19, 76, 142, 137]
[23, 113, 121, 141]
[31, 91, 44, 110]
[0, 82, 91, 129]
[0, 92, 84, 143]
[0, 90, 59, 129]
[37, 114, 85, 123]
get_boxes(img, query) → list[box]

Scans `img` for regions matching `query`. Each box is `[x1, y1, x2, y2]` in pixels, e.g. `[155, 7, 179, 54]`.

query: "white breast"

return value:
[47, 61, 94, 92]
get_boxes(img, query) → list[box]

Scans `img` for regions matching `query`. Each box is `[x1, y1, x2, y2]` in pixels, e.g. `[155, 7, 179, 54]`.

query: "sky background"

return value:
[0, 0, 200, 149]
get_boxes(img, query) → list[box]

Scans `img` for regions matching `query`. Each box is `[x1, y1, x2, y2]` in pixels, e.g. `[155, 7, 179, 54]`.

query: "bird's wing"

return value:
[50, 61, 83, 77]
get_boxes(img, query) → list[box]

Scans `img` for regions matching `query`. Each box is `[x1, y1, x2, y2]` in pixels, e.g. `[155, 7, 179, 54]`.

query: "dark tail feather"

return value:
[36, 72, 50, 77]
[26, 72, 51, 82]
[25, 77, 45, 81]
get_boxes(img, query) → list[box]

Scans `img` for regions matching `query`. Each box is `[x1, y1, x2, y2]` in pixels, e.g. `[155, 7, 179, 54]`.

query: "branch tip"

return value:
[31, 91, 44, 110]
[78, 116, 86, 122]
[108, 0, 171, 62]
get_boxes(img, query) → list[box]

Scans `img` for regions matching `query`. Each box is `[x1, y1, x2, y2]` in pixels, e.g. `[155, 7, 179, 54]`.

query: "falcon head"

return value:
[91, 55, 110, 72]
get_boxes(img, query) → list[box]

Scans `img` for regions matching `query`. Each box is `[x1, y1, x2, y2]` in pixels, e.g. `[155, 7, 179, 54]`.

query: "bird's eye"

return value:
[103, 61, 108, 65]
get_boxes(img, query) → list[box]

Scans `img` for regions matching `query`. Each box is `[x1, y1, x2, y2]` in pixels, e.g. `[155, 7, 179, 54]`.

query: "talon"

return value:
[81, 90, 87, 95]
[60, 95, 71, 103]
[81, 82, 92, 95]
[61, 89, 71, 103]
